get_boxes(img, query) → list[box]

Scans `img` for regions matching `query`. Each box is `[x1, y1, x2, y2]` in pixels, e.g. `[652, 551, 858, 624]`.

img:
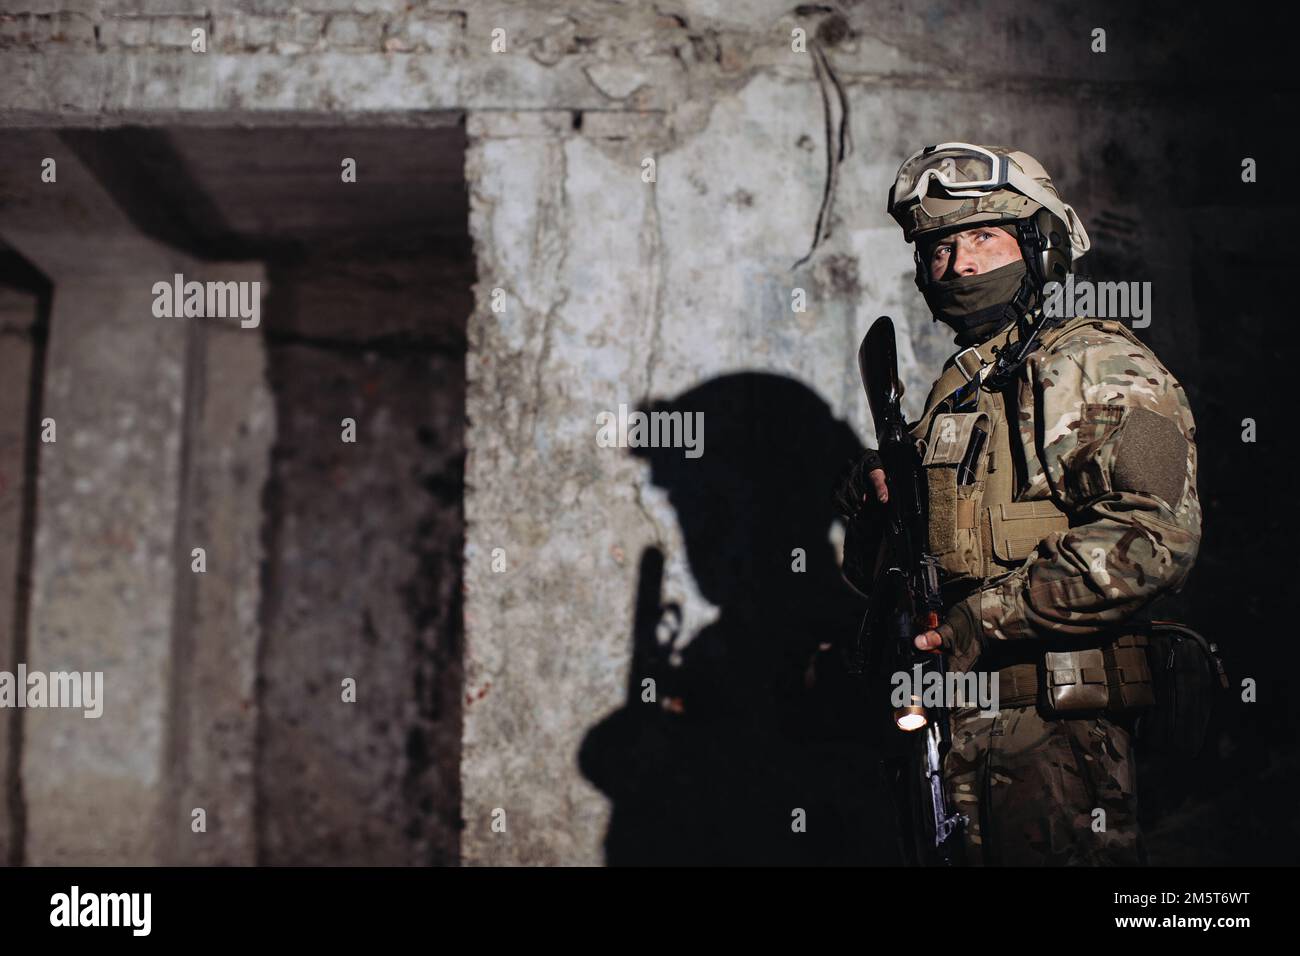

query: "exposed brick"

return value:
[101, 0, 211, 12]
[384, 12, 461, 54]
[150, 16, 205, 49]
[579, 111, 666, 140]
[0, 15, 26, 45]
[0, 11, 94, 46]
[466, 111, 572, 139]
[237, 14, 280, 50]
[292, 13, 325, 46]
[25, 11, 53, 43]
[209, 11, 325, 53]
[323, 14, 383, 51]
[98, 17, 153, 49]
[49, 13, 97, 47]
[243, 0, 406, 11]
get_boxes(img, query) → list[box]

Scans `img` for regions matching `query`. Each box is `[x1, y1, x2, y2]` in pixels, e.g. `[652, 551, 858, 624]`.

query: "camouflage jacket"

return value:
[939, 317, 1202, 667]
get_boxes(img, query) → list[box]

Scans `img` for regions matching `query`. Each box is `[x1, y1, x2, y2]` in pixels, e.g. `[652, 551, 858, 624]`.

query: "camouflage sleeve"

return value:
[948, 328, 1202, 650]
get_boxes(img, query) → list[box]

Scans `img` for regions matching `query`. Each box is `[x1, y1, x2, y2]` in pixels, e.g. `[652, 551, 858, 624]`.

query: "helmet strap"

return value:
[982, 217, 1062, 391]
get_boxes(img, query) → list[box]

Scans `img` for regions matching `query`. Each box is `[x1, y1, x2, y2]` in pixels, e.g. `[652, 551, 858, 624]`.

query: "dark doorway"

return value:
[57, 123, 472, 864]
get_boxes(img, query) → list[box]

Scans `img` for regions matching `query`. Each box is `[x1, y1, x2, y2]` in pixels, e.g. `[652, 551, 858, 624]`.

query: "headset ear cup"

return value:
[1041, 208, 1073, 282]
[1022, 208, 1072, 288]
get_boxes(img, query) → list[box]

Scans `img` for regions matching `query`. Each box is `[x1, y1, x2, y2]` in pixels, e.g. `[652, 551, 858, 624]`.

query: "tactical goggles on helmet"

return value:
[890, 144, 1008, 203]
[889, 143, 1090, 259]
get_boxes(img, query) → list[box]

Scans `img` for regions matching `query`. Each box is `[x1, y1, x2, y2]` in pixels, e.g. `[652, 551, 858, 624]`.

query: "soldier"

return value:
[839, 144, 1201, 865]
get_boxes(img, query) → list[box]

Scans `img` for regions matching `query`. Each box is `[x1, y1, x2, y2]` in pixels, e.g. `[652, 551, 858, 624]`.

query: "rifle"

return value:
[856, 315, 966, 866]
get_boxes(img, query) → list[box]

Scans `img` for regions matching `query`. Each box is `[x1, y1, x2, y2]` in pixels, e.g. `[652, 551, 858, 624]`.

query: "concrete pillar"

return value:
[0, 132, 271, 864]
[462, 111, 684, 865]
[0, 280, 44, 865]
[167, 264, 273, 866]
[21, 270, 189, 863]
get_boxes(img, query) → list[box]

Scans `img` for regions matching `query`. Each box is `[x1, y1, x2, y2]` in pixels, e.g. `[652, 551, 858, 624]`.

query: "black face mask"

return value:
[921, 259, 1028, 345]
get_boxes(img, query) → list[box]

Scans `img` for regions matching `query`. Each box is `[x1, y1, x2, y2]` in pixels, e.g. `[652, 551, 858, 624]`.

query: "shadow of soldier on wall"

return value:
[578, 372, 902, 865]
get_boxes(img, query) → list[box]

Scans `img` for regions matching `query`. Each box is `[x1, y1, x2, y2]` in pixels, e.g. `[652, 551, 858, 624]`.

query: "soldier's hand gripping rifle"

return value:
[857, 315, 966, 866]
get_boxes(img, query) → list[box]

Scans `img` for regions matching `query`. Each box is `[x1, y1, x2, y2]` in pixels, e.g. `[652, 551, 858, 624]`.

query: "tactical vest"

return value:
[909, 316, 1155, 715]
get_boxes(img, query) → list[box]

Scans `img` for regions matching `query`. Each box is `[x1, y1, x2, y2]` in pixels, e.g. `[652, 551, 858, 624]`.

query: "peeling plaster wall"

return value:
[459, 72, 1213, 862]
[1, 0, 1289, 865]
[0, 1, 1252, 120]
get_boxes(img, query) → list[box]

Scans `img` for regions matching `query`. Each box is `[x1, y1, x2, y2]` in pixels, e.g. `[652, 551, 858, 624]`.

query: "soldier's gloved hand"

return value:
[913, 596, 985, 674]
[834, 448, 888, 522]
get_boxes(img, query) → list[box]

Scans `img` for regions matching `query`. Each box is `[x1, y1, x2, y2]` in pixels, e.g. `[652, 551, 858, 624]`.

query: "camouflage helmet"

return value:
[888, 143, 1090, 291]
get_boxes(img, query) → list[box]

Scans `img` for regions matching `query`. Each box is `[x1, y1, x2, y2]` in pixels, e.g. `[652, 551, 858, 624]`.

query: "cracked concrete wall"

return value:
[0, 1, 1252, 120]
[1, 0, 1288, 864]
[452, 10, 1248, 863]
[457, 61, 1227, 868]
[459, 75, 1211, 863]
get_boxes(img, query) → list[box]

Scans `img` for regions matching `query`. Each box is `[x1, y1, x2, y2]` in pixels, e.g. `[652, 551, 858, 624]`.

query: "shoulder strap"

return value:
[911, 323, 1018, 437]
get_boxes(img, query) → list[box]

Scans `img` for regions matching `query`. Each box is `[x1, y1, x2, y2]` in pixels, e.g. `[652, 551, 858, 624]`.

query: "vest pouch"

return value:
[1107, 633, 1156, 712]
[1037, 633, 1156, 718]
[988, 500, 1070, 565]
[920, 411, 989, 579]
[1135, 623, 1229, 757]
[1039, 648, 1110, 715]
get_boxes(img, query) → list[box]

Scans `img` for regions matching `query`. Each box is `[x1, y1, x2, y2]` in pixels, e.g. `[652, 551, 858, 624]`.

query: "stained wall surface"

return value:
[1, 1, 1292, 865]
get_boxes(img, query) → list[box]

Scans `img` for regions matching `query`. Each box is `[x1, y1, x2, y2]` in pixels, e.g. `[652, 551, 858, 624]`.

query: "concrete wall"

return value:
[0, 0, 1289, 864]
[458, 47, 1212, 864]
